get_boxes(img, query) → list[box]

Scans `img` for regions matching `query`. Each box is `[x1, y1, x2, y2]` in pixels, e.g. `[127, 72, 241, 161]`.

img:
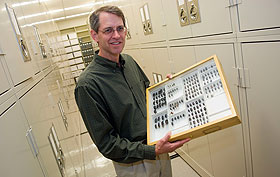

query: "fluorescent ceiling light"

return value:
[22, 12, 90, 27]
[12, 0, 49, 7]
[64, 3, 95, 11]
[18, 9, 64, 20]
[19, 2, 96, 20]
[66, 12, 90, 19]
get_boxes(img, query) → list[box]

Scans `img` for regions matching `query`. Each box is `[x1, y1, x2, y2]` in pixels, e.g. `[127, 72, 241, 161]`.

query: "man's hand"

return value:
[155, 132, 191, 155]
[166, 74, 173, 79]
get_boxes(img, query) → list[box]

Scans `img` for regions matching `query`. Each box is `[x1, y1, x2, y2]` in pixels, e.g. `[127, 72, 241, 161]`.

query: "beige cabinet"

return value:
[190, 0, 232, 37]
[0, 56, 11, 98]
[140, 48, 157, 84]
[153, 47, 172, 79]
[238, 0, 280, 31]
[142, 0, 167, 42]
[187, 136, 214, 174]
[161, 0, 192, 40]
[193, 44, 245, 177]
[121, 0, 141, 46]
[161, 0, 232, 40]
[169, 46, 196, 73]
[242, 41, 280, 177]
[0, 1, 34, 86]
[0, 99, 44, 177]
[194, 44, 239, 110]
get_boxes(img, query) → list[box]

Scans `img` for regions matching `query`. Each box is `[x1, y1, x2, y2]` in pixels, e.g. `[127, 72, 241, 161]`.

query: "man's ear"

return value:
[90, 29, 98, 43]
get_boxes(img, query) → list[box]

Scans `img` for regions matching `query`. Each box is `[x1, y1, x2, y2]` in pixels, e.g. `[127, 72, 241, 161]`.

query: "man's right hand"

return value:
[155, 132, 191, 155]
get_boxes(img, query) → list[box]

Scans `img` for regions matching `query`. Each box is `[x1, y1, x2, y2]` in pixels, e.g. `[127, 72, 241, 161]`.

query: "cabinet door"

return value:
[194, 44, 239, 111]
[161, 0, 192, 40]
[153, 47, 172, 78]
[140, 48, 157, 84]
[194, 44, 245, 177]
[0, 101, 44, 177]
[143, 0, 167, 43]
[131, 0, 151, 44]
[188, 136, 214, 175]
[124, 48, 144, 68]
[0, 56, 11, 97]
[0, 2, 34, 86]
[238, 0, 280, 31]
[169, 46, 196, 73]
[242, 42, 280, 177]
[190, 0, 232, 37]
[121, 0, 140, 46]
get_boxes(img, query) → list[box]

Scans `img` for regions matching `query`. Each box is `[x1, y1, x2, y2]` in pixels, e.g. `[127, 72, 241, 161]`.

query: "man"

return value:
[75, 5, 190, 177]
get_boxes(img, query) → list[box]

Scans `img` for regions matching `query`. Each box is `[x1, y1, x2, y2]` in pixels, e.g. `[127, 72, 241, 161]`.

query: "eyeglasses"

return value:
[99, 26, 127, 36]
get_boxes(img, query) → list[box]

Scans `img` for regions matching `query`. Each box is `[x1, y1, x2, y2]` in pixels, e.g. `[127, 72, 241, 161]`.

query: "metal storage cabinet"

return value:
[19, 69, 83, 177]
[0, 55, 11, 102]
[125, 47, 171, 85]
[153, 47, 172, 79]
[121, 0, 140, 46]
[37, 34, 52, 70]
[242, 41, 280, 177]
[190, 0, 233, 37]
[130, 0, 167, 44]
[194, 44, 245, 177]
[0, 99, 44, 177]
[124, 48, 144, 67]
[131, 0, 150, 44]
[161, 0, 192, 40]
[167, 44, 246, 176]
[194, 44, 239, 109]
[237, 0, 280, 31]
[169, 46, 196, 73]
[161, 0, 232, 40]
[19, 73, 63, 177]
[0, 1, 34, 86]
[142, 0, 167, 43]
[140, 48, 157, 84]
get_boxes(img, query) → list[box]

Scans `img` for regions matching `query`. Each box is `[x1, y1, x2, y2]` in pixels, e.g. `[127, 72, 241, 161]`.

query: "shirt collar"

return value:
[94, 51, 125, 70]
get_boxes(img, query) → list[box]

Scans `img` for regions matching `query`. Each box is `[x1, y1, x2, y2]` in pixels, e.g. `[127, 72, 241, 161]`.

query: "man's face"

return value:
[91, 12, 127, 60]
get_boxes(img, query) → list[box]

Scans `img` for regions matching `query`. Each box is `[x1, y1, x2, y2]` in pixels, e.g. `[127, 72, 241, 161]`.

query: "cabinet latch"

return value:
[233, 67, 250, 88]
[226, 0, 242, 8]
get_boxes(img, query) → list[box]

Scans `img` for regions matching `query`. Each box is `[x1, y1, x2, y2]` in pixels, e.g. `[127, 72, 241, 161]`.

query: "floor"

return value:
[66, 132, 200, 177]
[61, 86, 200, 177]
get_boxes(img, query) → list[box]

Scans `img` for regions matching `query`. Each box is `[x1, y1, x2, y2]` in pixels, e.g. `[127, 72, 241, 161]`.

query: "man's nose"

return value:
[112, 30, 121, 38]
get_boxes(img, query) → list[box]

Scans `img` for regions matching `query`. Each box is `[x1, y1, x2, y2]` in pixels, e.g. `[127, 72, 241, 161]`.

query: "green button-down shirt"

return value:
[75, 53, 156, 163]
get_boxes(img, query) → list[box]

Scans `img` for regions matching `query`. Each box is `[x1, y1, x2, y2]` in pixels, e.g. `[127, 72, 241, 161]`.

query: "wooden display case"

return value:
[146, 55, 240, 145]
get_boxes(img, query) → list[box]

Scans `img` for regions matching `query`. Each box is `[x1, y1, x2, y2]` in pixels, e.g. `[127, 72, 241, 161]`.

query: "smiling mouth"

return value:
[110, 42, 121, 45]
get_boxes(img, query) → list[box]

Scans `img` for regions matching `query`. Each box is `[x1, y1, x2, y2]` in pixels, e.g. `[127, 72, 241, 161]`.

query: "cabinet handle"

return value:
[190, 3, 198, 20]
[26, 127, 39, 157]
[0, 49, 5, 56]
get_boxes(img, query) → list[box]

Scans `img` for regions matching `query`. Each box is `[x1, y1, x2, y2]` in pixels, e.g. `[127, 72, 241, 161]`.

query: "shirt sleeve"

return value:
[75, 83, 156, 164]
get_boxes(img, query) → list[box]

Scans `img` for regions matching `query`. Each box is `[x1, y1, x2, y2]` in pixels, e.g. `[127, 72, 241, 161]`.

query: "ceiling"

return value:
[43, 0, 95, 19]
[13, 0, 107, 27]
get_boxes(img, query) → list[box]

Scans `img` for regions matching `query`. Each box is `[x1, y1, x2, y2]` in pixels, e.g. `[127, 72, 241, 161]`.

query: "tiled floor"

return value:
[81, 133, 116, 177]
[76, 132, 200, 177]
[62, 97, 199, 177]
[171, 154, 200, 177]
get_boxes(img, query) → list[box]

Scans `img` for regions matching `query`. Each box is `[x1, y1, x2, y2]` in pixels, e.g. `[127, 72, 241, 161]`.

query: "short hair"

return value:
[89, 5, 126, 33]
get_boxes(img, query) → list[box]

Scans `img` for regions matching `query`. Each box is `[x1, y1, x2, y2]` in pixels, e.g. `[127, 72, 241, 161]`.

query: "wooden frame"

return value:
[146, 55, 240, 145]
